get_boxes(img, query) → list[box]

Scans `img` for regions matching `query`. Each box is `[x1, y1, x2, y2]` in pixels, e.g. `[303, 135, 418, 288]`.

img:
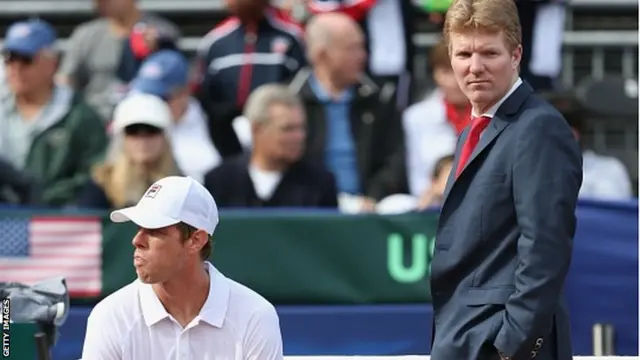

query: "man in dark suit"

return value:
[429, 0, 583, 360]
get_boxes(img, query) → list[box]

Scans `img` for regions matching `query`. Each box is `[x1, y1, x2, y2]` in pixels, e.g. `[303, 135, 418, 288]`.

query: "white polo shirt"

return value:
[81, 262, 283, 360]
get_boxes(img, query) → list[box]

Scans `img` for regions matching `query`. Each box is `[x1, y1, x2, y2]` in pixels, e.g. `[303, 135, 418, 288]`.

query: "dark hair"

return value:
[176, 222, 213, 260]
[433, 154, 455, 179]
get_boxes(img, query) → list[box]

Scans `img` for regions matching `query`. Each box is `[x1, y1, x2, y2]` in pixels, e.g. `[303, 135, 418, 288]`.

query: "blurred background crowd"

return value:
[0, 0, 637, 213]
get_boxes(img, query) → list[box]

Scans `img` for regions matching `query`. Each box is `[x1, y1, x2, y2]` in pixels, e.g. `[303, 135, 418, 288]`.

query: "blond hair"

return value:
[443, 0, 521, 51]
[91, 135, 181, 208]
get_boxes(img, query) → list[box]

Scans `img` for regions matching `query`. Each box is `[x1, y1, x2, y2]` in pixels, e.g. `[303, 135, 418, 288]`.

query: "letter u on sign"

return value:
[387, 234, 434, 283]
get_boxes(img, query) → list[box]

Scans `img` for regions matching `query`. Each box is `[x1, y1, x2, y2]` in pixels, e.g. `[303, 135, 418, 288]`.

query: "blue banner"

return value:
[565, 199, 638, 355]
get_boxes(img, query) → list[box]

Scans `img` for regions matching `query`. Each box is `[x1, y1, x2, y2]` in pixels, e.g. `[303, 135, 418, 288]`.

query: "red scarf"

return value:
[444, 101, 472, 135]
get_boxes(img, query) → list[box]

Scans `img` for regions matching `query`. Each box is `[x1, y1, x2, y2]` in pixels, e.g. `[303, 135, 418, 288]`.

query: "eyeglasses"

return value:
[124, 124, 164, 136]
[3, 52, 34, 65]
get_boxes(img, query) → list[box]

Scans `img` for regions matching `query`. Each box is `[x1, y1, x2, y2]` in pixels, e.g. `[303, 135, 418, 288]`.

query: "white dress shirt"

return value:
[81, 262, 283, 360]
[402, 90, 458, 197]
[580, 150, 633, 200]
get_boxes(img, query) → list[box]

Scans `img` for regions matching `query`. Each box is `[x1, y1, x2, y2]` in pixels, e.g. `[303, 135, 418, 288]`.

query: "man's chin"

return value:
[136, 271, 156, 284]
[468, 92, 495, 106]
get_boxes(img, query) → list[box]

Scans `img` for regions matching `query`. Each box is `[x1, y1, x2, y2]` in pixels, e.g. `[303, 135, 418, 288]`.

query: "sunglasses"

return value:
[124, 124, 164, 136]
[3, 52, 35, 65]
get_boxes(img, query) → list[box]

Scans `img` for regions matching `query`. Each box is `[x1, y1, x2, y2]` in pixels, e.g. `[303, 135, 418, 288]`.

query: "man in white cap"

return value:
[81, 176, 283, 359]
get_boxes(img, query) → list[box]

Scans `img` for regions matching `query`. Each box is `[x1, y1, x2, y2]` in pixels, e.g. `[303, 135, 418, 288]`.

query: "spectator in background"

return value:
[403, 38, 469, 198]
[204, 84, 338, 208]
[57, 0, 179, 121]
[376, 153, 453, 214]
[289, 13, 407, 213]
[0, 20, 107, 207]
[517, 0, 566, 91]
[550, 97, 633, 200]
[305, 0, 417, 109]
[416, 154, 453, 210]
[0, 157, 42, 205]
[78, 93, 180, 209]
[194, 0, 306, 158]
[130, 50, 221, 183]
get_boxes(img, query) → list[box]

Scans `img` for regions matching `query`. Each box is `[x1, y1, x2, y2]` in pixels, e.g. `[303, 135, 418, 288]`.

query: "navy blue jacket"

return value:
[430, 82, 582, 360]
[195, 9, 306, 157]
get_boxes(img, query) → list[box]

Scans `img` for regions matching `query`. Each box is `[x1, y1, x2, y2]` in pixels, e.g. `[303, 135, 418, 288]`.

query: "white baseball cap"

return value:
[111, 93, 172, 134]
[110, 176, 219, 235]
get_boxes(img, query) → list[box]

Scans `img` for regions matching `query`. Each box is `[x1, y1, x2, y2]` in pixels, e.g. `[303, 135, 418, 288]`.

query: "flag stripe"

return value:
[0, 257, 101, 267]
[0, 216, 103, 298]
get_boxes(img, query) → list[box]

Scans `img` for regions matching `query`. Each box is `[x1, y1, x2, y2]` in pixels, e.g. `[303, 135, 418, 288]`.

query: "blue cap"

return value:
[3, 20, 57, 56]
[130, 50, 189, 99]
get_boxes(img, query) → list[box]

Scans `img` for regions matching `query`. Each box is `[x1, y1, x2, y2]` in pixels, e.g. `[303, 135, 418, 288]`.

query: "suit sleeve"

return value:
[493, 113, 582, 358]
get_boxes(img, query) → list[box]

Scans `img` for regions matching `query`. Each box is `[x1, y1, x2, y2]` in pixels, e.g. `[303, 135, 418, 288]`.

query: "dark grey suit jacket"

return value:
[430, 82, 583, 360]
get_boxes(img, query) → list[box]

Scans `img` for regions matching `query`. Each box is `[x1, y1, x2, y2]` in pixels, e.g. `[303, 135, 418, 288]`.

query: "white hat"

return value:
[110, 176, 219, 235]
[111, 93, 172, 134]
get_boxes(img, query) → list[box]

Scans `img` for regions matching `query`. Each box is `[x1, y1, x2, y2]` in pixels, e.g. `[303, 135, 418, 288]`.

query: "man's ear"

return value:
[190, 229, 209, 255]
[512, 44, 523, 71]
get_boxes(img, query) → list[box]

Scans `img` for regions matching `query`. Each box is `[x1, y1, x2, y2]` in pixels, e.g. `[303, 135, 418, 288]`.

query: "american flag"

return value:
[0, 216, 102, 298]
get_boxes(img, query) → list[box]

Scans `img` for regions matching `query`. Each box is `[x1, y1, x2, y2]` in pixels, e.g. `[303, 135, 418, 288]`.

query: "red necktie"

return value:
[455, 116, 492, 178]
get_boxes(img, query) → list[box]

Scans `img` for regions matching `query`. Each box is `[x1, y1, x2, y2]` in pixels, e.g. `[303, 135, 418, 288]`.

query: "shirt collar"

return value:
[309, 74, 353, 103]
[472, 77, 523, 118]
[139, 261, 230, 328]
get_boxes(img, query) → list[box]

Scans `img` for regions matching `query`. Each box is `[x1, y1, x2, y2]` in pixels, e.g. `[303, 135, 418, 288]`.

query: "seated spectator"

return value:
[194, 0, 306, 157]
[306, 0, 417, 109]
[553, 101, 633, 200]
[57, 0, 179, 121]
[130, 49, 221, 183]
[289, 13, 407, 212]
[416, 154, 454, 210]
[78, 94, 180, 209]
[0, 20, 107, 207]
[0, 157, 42, 205]
[403, 38, 469, 197]
[204, 84, 338, 208]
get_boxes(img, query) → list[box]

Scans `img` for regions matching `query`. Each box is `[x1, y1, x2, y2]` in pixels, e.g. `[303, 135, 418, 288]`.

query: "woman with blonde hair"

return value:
[78, 93, 181, 209]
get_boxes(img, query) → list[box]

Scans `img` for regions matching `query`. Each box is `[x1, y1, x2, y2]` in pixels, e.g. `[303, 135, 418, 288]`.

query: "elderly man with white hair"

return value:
[288, 12, 407, 213]
[204, 83, 338, 208]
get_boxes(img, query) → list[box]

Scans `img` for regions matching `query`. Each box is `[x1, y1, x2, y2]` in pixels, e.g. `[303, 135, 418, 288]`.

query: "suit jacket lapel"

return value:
[443, 129, 467, 199]
[441, 80, 534, 203]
